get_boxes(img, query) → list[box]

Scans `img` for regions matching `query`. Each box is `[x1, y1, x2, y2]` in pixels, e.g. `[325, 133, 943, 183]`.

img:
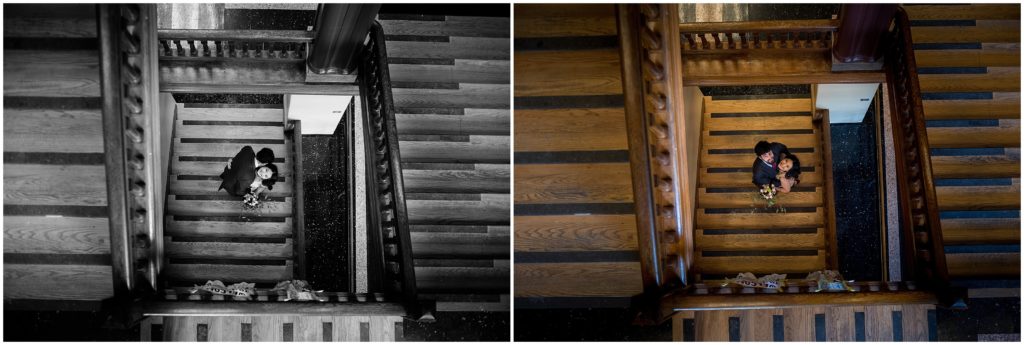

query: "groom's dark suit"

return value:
[751, 142, 788, 187]
[219, 146, 257, 197]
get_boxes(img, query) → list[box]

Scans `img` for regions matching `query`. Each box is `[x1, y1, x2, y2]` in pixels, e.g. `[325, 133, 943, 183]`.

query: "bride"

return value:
[219, 146, 279, 197]
[775, 153, 802, 193]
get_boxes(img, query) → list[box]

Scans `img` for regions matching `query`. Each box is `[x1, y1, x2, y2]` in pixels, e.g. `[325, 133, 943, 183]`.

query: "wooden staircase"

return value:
[379, 12, 510, 311]
[905, 4, 1020, 280]
[3, 4, 116, 305]
[694, 94, 830, 281]
[140, 314, 403, 341]
[163, 104, 299, 286]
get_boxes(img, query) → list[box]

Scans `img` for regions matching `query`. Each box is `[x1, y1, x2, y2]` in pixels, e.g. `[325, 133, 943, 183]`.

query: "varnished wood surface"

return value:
[695, 309, 733, 341]
[4, 17, 96, 38]
[177, 107, 284, 122]
[936, 185, 1020, 211]
[695, 228, 824, 251]
[173, 142, 293, 157]
[170, 178, 293, 197]
[704, 115, 813, 131]
[705, 98, 811, 113]
[696, 208, 824, 229]
[701, 152, 822, 169]
[406, 199, 509, 225]
[700, 170, 823, 187]
[695, 249, 826, 274]
[3, 109, 104, 153]
[926, 126, 1019, 148]
[947, 252, 1021, 277]
[4, 164, 108, 206]
[914, 47, 1021, 68]
[922, 93, 1020, 120]
[165, 217, 293, 238]
[177, 120, 285, 140]
[911, 20, 1020, 44]
[930, 155, 1020, 179]
[514, 214, 638, 252]
[514, 262, 643, 297]
[703, 132, 817, 150]
[3, 216, 109, 254]
[166, 197, 293, 217]
[402, 166, 509, 193]
[682, 52, 885, 86]
[392, 84, 509, 109]
[514, 49, 622, 97]
[163, 262, 293, 283]
[416, 264, 510, 291]
[397, 110, 509, 136]
[514, 108, 628, 152]
[941, 218, 1020, 245]
[165, 238, 293, 259]
[381, 16, 508, 38]
[515, 163, 633, 204]
[903, 4, 1021, 20]
[171, 161, 294, 177]
[699, 187, 822, 208]
[410, 232, 508, 258]
[386, 37, 509, 60]
[3, 50, 100, 97]
[389, 60, 510, 84]
[514, 4, 617, 38]
[4, 264, 113, 300]
[144, 315, 403, 341]
[399, 136, 509, 163]
[918, 67, 1020, 93]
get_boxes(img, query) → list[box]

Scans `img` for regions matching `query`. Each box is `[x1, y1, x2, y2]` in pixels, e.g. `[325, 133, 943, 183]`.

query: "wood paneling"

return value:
[164, 217, 293, 238]
[3, 264, 112, 300]
[682, 53, 884, 86]
[3, 216, 109, 254]
[826, 306, 856, 341]
[926, 126, 1019, 148]
[514, 4, 616, 19]
[936, 185, 1020, 211]
[515, 214, 638, 252]
[514, 108, 628, 152]
[406, 199, 509, 225]
[901, 304, 931, 341]
[903, 4, 1021, 20]
[165, 197, 293, 217]
[165, 238, 293, 259]
[397, 110, 509, 136]
[399, 136, 509, 163]
[696, 208, 824, 229]
[911, 20, 1020, 43]
[695, 250, 826, 274]
[3, 50, 100, 97]
[930, 155, 1019, 179]
[695, 228, 824, 251]
[947, 252, 1020, 277]
[698, 187, 822, 208]
[783, 306, 818, 341]
[864, 304, 894, 341]
[389, 60, 509, 84]
[515, 163, 633, 204]
[514, 262, 642, 297]
[918, 67, 1020, 93]
[3, 109, 104, 153]
[695, 310, 734, 341]
[514, 49, 622, 97]
[923, 93, 1019, 120]
[941, 218, 1020, 245]
[386, 37, 509, 60]
[4, 164, 108, 206]
[163, 262, 292, 283]
[392, 84, 509, 109]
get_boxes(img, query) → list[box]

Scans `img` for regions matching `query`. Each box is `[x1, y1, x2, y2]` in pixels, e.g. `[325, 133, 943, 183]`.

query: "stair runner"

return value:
[694, 94, 829, 281]
[378, 13, 511, 311]
[671, 303, 936, 341]
[163, 105, 298, 287]
[905, 4, 1020, 281]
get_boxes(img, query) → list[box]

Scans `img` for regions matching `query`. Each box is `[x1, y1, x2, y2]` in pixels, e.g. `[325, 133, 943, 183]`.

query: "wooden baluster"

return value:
[160, 40, 170, 56]
[215, 40, 223, 57]
[255, 42, 263, 58]
[176, 39, 185, 56]
[227, 41, 235, 57]
[711, 32, 721, 49]
[188, 40, 197, 56]
[725, 32, 734, 49]
[698, 33, 709, 50]
[683, 33, 695, 50]
[201, 40, 210, 57]
[243, 42, 250, 58]
[805, 31, 813, 49]
[754, 32, 761, 49]
[767, 32, 774, 49]
[740, 32, 748, 49]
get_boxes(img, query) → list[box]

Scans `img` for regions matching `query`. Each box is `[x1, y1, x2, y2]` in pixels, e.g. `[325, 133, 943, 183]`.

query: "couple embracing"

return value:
[752, 140, 801, 193]
[219, 146, 280, 197]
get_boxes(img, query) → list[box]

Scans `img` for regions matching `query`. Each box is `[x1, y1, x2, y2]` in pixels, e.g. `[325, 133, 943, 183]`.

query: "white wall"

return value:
[286, 94, 353, 134]
[816, 83, 880, 123]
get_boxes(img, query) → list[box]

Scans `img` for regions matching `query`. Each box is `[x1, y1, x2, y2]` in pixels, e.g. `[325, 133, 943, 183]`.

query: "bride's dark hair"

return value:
[260, 163, 279, 190]
[784, 154, 802, 184]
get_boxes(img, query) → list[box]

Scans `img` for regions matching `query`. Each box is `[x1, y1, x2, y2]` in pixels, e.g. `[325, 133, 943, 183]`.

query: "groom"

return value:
[219, 146, 275, 197]
[752, 140, 787, 188]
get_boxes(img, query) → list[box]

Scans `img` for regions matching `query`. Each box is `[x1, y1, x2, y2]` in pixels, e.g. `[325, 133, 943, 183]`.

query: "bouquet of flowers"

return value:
[758, 184, 778, 207]
[242, 186, 267, 214]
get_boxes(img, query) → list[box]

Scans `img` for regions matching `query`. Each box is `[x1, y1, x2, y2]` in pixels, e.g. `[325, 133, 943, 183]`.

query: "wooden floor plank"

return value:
[514, 214, 638, 252]
[911, 20, 1021, 43]
[515, 163, 633, 204]
[165, 217, 292, 238]
[163, 262, 292, 283]
[704, 115, 813, 131]
[696, 208, 824, 229]
[514, 49, 622, 97]
[3, 264, 112, 300]
[936, 185, 1020, 211]
[381, 16, 508, 38]
[904, 4, 1021, 20]
[695, 228, 824, 251]
[941, 218, 1020, 245]
[176, 121, 285, 140]
[919, 68, 1020, 93]
[399, 137, 509, 164]
[3, 109, 103, 153]
[406, 199, 509, 225]
[914, 48, 1021, 68]
[389, 59, 509, 84]
[169, 178, 293, 197]
[695, 250, 826, 274]
[386, 37, 509, 60]
[707, 98, 811, 113]
[397, 112, 509, 136]
[514, 262, 641, 297]
[700, 170, 823, 188]
[947, 252, 1020, 277]
[698, 187, 822, 208]
[176, 107, 283, 122]
[864, 304, 894, 342]
[165, 197, 293, 217]
[783, 307, 816, 341]
[514, 4, 616, 20]
[4, 164, 108, 206]
[3, 216, 110, 254]
[514, 4, 616, 38]
[923, 93, 1020, 120]
[901, 304, 930, 342]
[252, 315, 284, 342]
[165, 238, 293, 259]
[392, 84, 509, 109]
[3, 50, 100, 97]
[931, 155, 1020, 179]
[826, 305, 856, 341]
[927, 126, 1019, 148]
[740, 309, 775, 342]
[514, 108, 628, 152]
[695, 310, 733, 341]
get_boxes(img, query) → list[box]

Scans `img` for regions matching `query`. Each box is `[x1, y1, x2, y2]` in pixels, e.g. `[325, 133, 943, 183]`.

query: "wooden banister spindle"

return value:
[201, 40, 210, 57]
[740, 32, 748, 49]
[683, 33, 695, 50]
[188, 40, 197, 56]
[698, 33, 709, 49]
[160, 40, 170, 56]
[725, 32, 734, 49]
[712, 32, 721, 49]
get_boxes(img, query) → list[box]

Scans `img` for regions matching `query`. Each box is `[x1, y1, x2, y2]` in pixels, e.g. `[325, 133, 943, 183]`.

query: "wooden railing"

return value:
[291, 120, 307, 280]
[882, 8, 956, 302]
[156, 29, 312, 60]
[678, 19, 837, 54]
[662, 280, 936, 312]
[98, 3, 162, 300]
[813, 108, 840, 270]
[358, 21, 421, 318]
[618, 3, 694, 323]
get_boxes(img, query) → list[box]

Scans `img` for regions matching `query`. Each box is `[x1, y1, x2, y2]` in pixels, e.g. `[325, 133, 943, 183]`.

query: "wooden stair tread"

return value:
[3, 108, 103, 153]
[700, 170, 823, 188]
[3, 216, 110, 255]
[946, 252, 1020, 278]
[389, 60, 510, 84]
[3, 164, 107, 206]
[173, 141, 292, 157]
[514, 162, 632, 204]
[514, 49, 622, 97]
[703, 132, 818, 151]
[513, 262, 642, 297]
[695, 249, 827, 275]
[696, 208, 824, 229]
[163, 262, 292, 283]
[3, 50, 100, 97]
[411, 232, 509, 258]
[403, 167, 509, 194]
[698, 188, 823, 209]
[381, 16, 508, 38]
[399, 137, 509, 164]
[406, 199, 509, 225]
[914, 48, 1021, 68]
[513, 4, 616, 38]
[703, 115, 813, 131]
[176, 120, 285, 140]
[397, 112, 509, 136]
[171, 160, 293, 176]
[695, 228, 825, 251]
[3, 264, 112, 300]
[918, 67, 1020, 93]
[936, 185, 1021, 211]
[701, 152, 822, 169]
[513, 214, 637, 252]
[927, 126, 1020, 148]
[165, 216, 293, 238]
[514, 108, 628, 152]
[176, 107, 284, 122]
[392, 84, 510, 109]
[923, 93, 1020, 120]
[911, 21, 1021, 44]
[169, 178, 293, 197]
[165, 238, 293, 259]
[386, 37, 509, 61]
[930, 155, 1020, 179]
[942, 218, 1020, 245]
[3, 17, 96, 38]
[416, 264, 510, 291]
[166, 197, 293, 217]
[903, 4, 1021, 20]
[706, 98, 811, 113]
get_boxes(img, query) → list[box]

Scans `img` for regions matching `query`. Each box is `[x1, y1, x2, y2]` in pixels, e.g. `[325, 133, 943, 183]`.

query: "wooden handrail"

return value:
[156, 29, 310, 60]
[291, 120, 307, 280]
[814, 109, 840, 269]
[157, 29, 314, 41]
[358, 20, 421, 318]
[618, 3, 694, 324]
[678, 19, 839, 33]
[662, 289, 935, 312]
[882, 7, 949, 291]
[144, 301, 406, 317]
